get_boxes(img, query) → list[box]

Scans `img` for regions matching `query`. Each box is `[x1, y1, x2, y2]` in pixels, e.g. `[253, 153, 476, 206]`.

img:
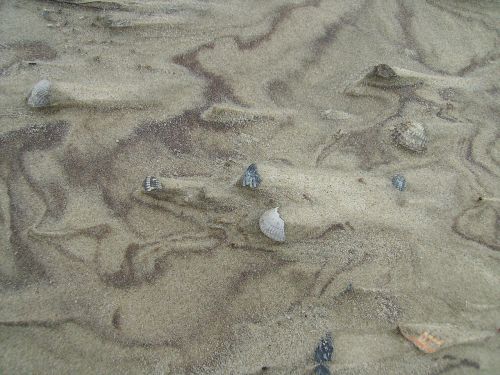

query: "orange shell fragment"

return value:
[404, 331, 445, 353]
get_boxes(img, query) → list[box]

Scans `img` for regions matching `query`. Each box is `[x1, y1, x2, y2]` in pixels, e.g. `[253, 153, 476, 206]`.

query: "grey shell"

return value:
[27, 79, 52, 108]
[314, 333, 334, 363]
[143, 176, 162, 192]
[371, 64, 397, 79]
[391, 174, 407, 191]
[392, 121, 428, 152]
[314, 364, 331, 375]
[242, 163, 262, 189]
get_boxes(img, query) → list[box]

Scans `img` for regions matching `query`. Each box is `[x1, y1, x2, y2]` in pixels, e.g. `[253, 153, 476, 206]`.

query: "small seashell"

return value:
[200, 103, 287, 127]
[391, 174, 406, 191]
[320, 109, 353, 121]
[143, 176, 162, 192]
[314, 333, 334, 363]
[242, 163, 262, 189]
[370, 64, 397, 79]
[314, 364, 331, 375]
[398, 323, 494, 354]
[392, 121, 428, 152]
[358, 64, 423, 89]
[27, 79, 52, 108]
[259, 207, 285, 242]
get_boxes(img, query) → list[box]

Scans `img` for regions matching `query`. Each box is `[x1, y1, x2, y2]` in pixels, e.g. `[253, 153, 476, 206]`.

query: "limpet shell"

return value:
[143, 176, 162, 192]
[259, 207, 285, 242]
[27, 79, 51, 108]
[242, 163, 261, 189]
[392, 121, 428, 152]
[391, 174, 406, 191]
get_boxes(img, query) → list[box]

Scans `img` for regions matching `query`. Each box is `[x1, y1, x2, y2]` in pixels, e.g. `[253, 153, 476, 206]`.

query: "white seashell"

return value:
[27, 79, 52, 108]
[200, 103, 288, 126]
[259, 207, 285, 242]
[321, 109, 353, 121]
[392, 121, 428, 152]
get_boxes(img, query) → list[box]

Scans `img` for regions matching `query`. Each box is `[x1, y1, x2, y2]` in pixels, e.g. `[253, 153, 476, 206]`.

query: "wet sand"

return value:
[0, 0, 499, 374]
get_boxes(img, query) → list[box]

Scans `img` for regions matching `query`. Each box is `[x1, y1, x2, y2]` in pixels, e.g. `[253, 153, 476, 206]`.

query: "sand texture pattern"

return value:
[0, 0, 499, 374]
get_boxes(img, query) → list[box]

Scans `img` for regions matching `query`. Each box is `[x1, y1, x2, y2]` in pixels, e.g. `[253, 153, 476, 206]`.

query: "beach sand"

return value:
[0, 0, 499, 374]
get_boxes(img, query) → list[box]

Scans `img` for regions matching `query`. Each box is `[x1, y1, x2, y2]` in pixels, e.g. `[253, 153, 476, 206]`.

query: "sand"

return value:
[0, 0, 499, 374]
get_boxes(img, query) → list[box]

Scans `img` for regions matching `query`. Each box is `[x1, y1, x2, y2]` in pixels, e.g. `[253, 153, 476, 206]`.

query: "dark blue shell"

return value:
[143, 176, 162, 192]
[314, 364, 331, 375]
[314, 333, 334, 363]
[242, 163, 262, 189]
[391, 174, 406, 191]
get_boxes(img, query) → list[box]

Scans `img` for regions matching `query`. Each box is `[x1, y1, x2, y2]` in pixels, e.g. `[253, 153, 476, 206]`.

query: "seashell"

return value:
[200, 103, 285, 126]
[391, 174, 406, 191]
[398, 323, 494, 354]
[320, 109, 353, 121]
[27, 79, 51, 108]
[360, 64, 423, 89]
[259, 207, 285, 242]
[143, 176, 162, 192]
[242, 163, 262, 189]
[314, 333, 334, 363]
[370, 64, 397, 79]
[392, 121, 428, 152]
[314, 364, 331, 375]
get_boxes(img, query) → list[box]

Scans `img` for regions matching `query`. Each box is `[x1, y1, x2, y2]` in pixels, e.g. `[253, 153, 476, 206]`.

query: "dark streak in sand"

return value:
[234, 0, 322, 50]
[172, 43, 242, 106]
[1, 122, 70, 283]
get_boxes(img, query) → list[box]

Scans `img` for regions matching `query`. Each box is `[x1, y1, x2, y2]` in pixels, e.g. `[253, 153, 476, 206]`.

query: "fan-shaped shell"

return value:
[259, 207, 285, 242]
[143, 176, 162, 192]
[392, 121, 428, 152]
[242, 163, 262, 189]
[27, 79, 52, 108]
